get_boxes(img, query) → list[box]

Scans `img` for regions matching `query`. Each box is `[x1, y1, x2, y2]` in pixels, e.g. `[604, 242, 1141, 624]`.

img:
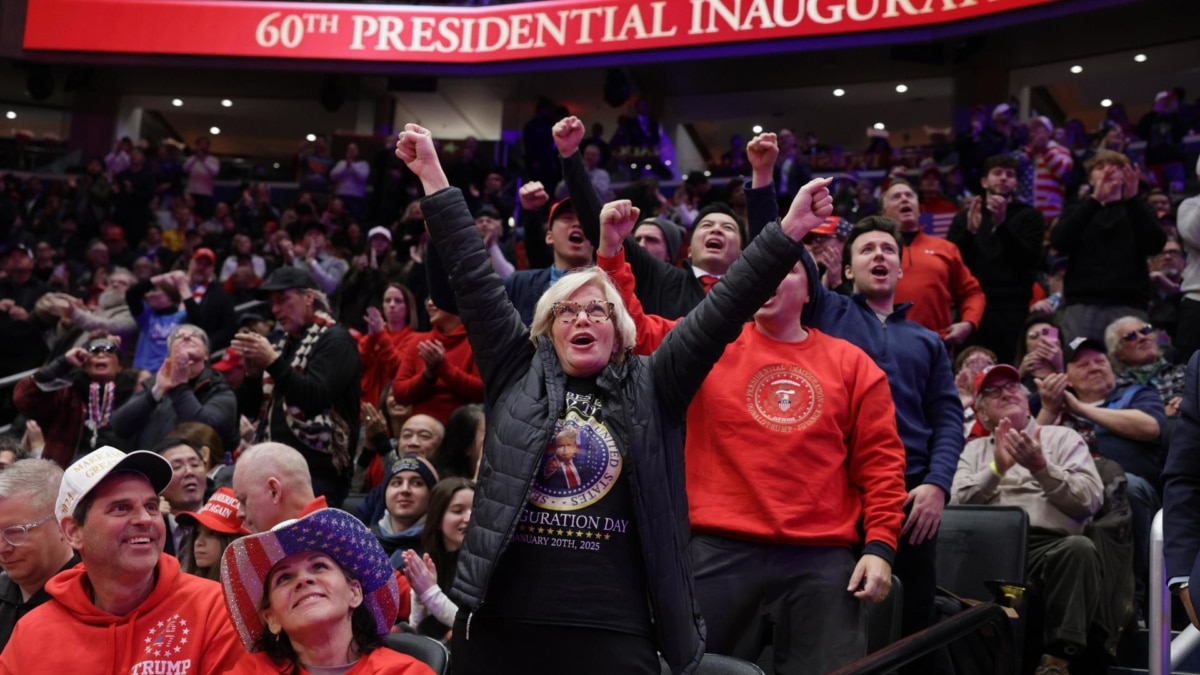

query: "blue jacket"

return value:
[1164, 353, 1200, 583]
[502, 267, 552, 327]
[746, 183, 963, 495]
[1093, 383, 1166, 486]
[800, 276, 964, 494]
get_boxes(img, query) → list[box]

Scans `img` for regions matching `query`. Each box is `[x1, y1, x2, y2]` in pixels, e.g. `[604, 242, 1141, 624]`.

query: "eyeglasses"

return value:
[2, 515, 54, 547]
[85, 342, 118, 355]
[551, 300, 613, 324]
[1121, 325, 1154, 342]
[980, 382, 1024, 398]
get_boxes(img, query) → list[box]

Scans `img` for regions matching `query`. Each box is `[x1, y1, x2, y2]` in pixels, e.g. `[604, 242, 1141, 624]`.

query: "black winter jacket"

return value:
[421, 186, 805, 675]
[947, 199, 1046, 308]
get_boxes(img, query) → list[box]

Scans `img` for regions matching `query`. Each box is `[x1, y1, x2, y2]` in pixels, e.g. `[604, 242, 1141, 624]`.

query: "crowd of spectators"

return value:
[0, 84, 1197, 675]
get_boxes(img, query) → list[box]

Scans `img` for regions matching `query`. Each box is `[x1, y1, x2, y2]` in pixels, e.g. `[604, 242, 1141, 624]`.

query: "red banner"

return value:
[24, 0, 1054, 65]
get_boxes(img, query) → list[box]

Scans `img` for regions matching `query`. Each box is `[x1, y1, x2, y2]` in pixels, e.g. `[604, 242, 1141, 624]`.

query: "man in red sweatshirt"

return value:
[596, 180, 909, 674]
[0, 446, 245, 674]
[887, 179, 987, 351]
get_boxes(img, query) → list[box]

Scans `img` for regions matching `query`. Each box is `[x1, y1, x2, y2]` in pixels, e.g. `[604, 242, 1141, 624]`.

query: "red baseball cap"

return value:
[973, 364, 1020, 395]
[174, 487, 249, 535]
[212, 348, 243, 373]
[193, 247, 216, 264]
[547, 198, 574, 226]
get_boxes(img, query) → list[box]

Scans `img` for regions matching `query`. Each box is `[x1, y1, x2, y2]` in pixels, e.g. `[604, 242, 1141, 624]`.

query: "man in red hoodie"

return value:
[0, 446, 244, 674]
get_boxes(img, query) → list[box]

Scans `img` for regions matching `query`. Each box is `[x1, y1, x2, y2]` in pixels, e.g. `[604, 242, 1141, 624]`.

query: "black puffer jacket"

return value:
[422, 186, 805, 675]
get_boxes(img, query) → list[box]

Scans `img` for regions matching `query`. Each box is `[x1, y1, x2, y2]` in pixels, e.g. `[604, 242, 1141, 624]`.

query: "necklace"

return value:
[86, 381, 115, 448]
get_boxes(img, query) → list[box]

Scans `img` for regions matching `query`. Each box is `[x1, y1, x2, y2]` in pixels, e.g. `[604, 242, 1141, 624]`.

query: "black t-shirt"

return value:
[482, 378, 652, 636]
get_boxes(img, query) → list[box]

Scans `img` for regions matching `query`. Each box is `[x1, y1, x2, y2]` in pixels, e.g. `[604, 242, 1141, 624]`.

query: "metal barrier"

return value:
[828, 603, 1015, 675]
[1150, 509, 1200, 675]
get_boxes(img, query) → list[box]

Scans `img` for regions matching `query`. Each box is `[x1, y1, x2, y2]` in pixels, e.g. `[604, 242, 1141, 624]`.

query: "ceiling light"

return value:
[1069, 65, 1083, 74]
[1100, 99, 1113, 108]
[895, 84, 908, 93]
[172, 98, 183, 107]
[4, 111, 14, 120]
[833, 88, 845, 97]
[305, 133, 316, 142]
[273, 162, 281, 169]
[221, 99, 233, 107]
[873, 123, 886, 130]
[752, 125, 763, 134]
[1134, 54, 1147, 63]
[209, 126, 221, 135]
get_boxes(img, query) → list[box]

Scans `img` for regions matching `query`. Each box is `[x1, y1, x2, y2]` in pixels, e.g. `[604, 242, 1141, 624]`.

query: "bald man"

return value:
[231, 442, 325, 533]
[399, 414, 445, 459]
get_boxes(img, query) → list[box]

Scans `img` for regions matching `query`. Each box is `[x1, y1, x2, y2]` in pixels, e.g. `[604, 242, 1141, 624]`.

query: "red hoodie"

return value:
[357, 327, 413, 407]
[0, 554, 244, 674]
[391, 324, 483, 423]
[231, 646, 434, 674]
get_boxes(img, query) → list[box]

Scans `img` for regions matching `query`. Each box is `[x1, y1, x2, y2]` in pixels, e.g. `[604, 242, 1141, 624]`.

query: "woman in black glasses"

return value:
[394, 123, 829, 675]
[12, 336, 139, 468]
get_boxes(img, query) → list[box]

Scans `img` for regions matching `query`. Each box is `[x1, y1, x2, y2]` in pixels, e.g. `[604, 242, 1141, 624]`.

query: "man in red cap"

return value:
[802, 216, 850, 291]
[501, 189, 595, 326]
[186, 247, 237, 350]
[953, 363, 1105, 675]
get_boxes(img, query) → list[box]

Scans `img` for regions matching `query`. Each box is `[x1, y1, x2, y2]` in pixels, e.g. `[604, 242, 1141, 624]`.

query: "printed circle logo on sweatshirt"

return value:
[529, 411, 620, 512]
[745, 364, 824, 432]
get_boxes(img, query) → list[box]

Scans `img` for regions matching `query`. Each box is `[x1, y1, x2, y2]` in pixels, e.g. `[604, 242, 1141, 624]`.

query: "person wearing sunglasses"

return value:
[0, 459, 79, 651]
[1106, 317, 1187, 417]
[13, 335, 140, 469]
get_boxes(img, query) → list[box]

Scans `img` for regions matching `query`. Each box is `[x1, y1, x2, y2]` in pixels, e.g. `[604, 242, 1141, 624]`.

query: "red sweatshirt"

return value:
[231, 645, 434, 674]
[391, 324, 483, 423]
[357, 327, 413, 406]
[894, 230, 987, 336]
[598, 248, 906, 550]
[0, 555, 243, 675]
[686, 324, 907, 549]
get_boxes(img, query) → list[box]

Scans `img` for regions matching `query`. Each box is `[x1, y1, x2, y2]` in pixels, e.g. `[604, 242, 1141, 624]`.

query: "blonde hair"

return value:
[529, 267, 636, 361]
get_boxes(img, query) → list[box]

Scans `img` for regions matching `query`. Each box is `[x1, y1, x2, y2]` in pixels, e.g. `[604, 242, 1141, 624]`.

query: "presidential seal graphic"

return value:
[745, 363, 823, 432]
[530, 413, 621, 511]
